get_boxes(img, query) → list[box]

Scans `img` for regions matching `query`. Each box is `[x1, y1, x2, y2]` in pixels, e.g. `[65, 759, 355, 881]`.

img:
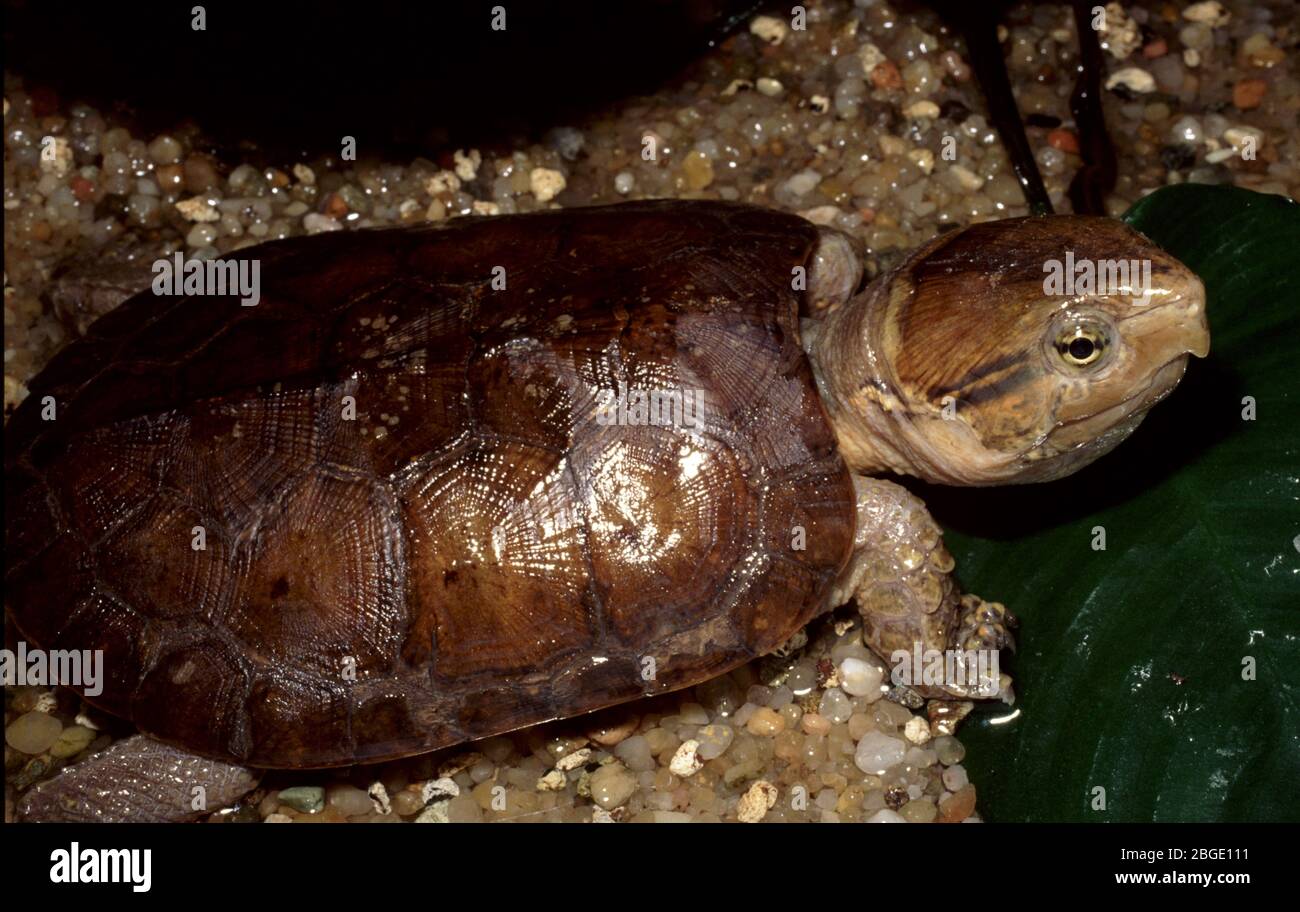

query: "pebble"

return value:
[683, 724, 731, 763]
[421, 777, 460, 801]
[1182, 2, 1230, 27]
[782, 169, 822, 198]
[948, 165, 985, 192]
[277, 786, 325, 813]
[668, 740, 704, 777]
[749, 15, 787, 46]
[867, 808, 907, 823]
[736, 780, 778, 823]
[818, 687, 853, 723]
[755, 77, 784, 98]
[555, 747, 591, 771]
[942, 764, 970, 791]
[414, 800, 451, 823]
[1106, 67, 1156, 94]
[529, 167, 566, 202]
[5, 711, 63, 754]
[589, 762, 638, 810]
[537, 769, 567, 791]
[745, 707, 786, 736]
[903, 716, 931, 745]
[614, 735, 655, 772]
[1232, 79, 1267, 111]
[326, 784, 374, 817]
[838, 657, 883, 697]
[939, 784, 978, 822]
[1169, 116, 1203, 146]
[933, 735, 966, 766]
[176, 196, 220, 222]
[682, 151, 714, 190]
[367, 781, 391, 815]
[302, 213, 341, 233]
[1047, 128, 1080, 154]
[855, 730, 907, 775]
[903, 100, 940, 120]
[49, 724, 95, 759]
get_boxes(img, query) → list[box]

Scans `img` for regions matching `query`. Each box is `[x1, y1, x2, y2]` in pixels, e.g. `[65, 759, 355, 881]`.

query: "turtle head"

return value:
[810, 216, 1209, 486]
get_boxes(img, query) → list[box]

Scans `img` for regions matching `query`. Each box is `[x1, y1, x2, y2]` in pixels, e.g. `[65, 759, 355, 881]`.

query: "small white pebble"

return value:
[421, 777, 460, 802]
[904, 716, 931, 745]
[1105, 67, 1156, 94]
[264, 813, 294, 823]
[809, 94, 830, 114]
[453, 148, 481, 181]
[424, 171, 461, 196]
[471, 200, 500, 216]
[867, 808, 907, 823]
[855, 730, 907, 774]
[614, 171, 635, 195]
[668, 739, 704, 777]
[903, 100, 940, 119]
[1182, 1, 1230, 27]
[175, 196, 220, 222]
[749, 14, 787, 45]
[736, 780, 778, 823]
[530, 167, 566, 203]
[536, 769, 567, 791]
[292, 163, 316, 186]
[367, 781, 391, 815]
[756, 77, 784, 97]
[555, 747, 591, 771]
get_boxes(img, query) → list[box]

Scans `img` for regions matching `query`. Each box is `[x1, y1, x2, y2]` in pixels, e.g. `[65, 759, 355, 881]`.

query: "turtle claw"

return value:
[955, 595, 1017, 655]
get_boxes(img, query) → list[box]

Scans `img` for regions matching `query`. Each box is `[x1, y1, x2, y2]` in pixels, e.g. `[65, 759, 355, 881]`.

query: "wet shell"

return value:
[5, 201, 856, 767]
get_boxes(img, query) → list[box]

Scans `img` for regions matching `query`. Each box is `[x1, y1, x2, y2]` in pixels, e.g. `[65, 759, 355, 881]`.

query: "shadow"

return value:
[2, 0, 762, 161]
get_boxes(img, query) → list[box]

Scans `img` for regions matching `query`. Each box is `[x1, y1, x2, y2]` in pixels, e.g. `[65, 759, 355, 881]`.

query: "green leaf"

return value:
[919, 186, 1300, 822]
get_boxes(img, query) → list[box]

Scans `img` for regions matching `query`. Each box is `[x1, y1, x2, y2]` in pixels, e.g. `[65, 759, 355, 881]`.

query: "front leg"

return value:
[829, 476, 1016, 702]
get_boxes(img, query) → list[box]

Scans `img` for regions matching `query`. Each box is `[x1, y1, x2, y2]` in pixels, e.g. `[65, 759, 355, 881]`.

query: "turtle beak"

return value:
[1133, 268, 1210, 362]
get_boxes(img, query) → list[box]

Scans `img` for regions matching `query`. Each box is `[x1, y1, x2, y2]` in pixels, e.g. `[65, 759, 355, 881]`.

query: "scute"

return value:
[4, 201, 857, 767]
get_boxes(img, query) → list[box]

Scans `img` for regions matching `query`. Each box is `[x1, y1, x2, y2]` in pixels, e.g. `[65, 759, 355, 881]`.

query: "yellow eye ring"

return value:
[1056, 325, 1107, 367]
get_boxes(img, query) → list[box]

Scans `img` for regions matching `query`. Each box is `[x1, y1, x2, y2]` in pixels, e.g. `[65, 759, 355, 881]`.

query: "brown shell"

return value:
[5, 201, 855, 767]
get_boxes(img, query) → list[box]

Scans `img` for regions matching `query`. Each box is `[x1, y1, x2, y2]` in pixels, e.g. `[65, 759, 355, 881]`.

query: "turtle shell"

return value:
[5, 201, 856, 767]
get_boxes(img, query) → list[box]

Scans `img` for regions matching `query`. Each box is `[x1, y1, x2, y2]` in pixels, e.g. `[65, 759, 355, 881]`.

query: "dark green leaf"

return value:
[921, 186, 1300, 822]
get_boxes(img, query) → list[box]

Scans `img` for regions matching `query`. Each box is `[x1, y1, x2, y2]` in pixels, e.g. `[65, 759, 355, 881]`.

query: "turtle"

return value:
[4, 200, 1209, 821]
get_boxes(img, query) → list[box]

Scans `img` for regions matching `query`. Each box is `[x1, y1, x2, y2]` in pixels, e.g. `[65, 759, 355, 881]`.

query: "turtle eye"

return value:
[1056, 325, 1107, 367]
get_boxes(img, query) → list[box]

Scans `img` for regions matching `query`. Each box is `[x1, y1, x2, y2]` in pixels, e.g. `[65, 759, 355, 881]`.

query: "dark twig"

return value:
[1067, 0, 1119, 214]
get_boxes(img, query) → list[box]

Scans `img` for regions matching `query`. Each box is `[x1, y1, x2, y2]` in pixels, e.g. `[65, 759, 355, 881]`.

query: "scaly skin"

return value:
[828, 476, 1015, 701]
[17, 734, 259, 823]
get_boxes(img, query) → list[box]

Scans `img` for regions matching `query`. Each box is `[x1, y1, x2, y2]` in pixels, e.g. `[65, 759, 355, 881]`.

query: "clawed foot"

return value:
[939, 595, 1017, 703]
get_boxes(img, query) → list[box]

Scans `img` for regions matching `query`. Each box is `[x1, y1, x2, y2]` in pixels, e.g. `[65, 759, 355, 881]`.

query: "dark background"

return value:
[3, 0, 768, 160]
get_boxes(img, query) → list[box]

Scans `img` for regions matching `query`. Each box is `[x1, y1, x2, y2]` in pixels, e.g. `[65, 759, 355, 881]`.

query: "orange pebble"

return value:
[1233, 78, 1267, 110]
[1047, 128, 1080, 155]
